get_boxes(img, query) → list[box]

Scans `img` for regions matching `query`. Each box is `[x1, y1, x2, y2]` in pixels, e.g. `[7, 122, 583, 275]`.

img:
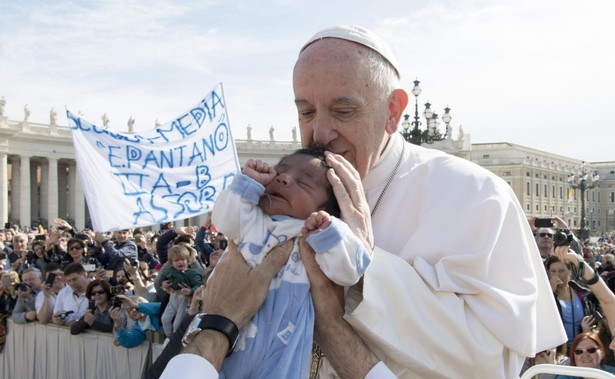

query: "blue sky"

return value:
[1, 0, 614, 162]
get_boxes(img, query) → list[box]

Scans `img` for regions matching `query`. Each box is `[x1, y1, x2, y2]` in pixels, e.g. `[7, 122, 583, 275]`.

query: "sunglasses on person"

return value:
[574, 347, 598, 355]
[69, 245, 83, 251]
[90, 289, 106, 296]
[538, 233, 553, 238]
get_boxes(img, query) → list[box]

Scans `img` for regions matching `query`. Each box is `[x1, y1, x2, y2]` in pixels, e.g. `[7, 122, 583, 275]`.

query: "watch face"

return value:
[181, 314, 205, 347]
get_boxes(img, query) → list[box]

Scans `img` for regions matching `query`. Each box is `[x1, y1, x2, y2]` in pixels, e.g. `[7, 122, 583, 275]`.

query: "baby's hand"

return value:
[302, 211, 332, 237]
[243, 159, 276, 185]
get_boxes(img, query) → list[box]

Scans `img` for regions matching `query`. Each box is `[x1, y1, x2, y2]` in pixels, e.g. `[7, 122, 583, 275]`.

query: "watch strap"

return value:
[197, 314, 239, 357]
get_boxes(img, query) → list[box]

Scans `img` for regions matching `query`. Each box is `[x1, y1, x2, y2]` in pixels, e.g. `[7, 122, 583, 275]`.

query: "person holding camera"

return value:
[60, 238, 99, 270]
[11, 267, 42, 324]
[122, 258, 157, 302]
[94, 229, 138, 272]
[52, 262, 91, 325]
[553, 245, 615, 354]
[35, 262, 65, 324]
[110, 295, 164, 349]
[8, 233, 35, 275]
[532, 216, 584, 260]
[70, 279, 114, 335]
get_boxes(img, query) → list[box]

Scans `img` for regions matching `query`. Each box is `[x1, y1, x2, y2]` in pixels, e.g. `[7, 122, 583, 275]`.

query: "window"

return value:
[544, 184, 548, 197]
[483, 154, 490, 159]
[552, 185, 556, 198]
[526, 204, 531, 211]
[611, 192, 614, 203]
[536, 204, 540, 211]
[559, 186, 563, 199]
[536, 183, 540, 197]
[526, 182, 531, 196]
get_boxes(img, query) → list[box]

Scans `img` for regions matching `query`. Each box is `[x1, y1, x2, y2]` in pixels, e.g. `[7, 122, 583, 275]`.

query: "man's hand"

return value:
[26, 310, 37, 321]
[553, 246, 578, 266]
[242, 159, 276, 186]
[298, 237, 379, 377]
[302, 210, 332, 237]
[324, 152, 374, 250]
[201, 239, 292, 329]
[552, 215, 569, 229]
[51, 315, 64, 325]
[54, 218, 73, 231]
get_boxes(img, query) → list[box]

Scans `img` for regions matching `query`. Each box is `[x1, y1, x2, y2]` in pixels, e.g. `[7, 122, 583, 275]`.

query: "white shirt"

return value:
[52, 284, 89, 324]
[35, 290, 57, 313]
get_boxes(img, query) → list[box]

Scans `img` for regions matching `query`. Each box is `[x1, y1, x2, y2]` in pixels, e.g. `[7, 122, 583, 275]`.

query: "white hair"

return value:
[366, 49, 400, 102]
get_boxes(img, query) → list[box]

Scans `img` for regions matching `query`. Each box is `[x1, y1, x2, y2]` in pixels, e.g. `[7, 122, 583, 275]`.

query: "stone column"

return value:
[47, 158, 59, 226]
[19, 155, 31, 228]
[67, 161, 76, 224]
[0, 153, 8, 226]
[9, 157, 20, 223]
[58, 163, 68, 220]
[72, 161, 85, 229]
[30, 161, 39, 225]
[40, 161, 49, 223]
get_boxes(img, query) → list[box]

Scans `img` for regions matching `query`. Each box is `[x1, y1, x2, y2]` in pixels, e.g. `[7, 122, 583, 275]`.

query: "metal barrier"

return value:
[521, 363, 615, 379]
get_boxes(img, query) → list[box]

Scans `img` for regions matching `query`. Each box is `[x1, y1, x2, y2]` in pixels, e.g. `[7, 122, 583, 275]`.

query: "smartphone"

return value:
[74, 233, 88, 241]
[45, 272, 57, 287]
[35, 234, 47, 241]
[83, 264, 96, 272]
[88, 300, 96, 311]
[535, 218, 554, 228]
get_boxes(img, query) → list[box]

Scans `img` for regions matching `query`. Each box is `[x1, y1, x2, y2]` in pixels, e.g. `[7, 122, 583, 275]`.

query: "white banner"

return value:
[67, 83, 240, 232]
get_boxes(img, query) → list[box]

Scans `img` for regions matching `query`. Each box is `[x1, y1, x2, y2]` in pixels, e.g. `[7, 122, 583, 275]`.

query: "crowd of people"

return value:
[522, 216, 615, 378]
[0, 218, 227, 371]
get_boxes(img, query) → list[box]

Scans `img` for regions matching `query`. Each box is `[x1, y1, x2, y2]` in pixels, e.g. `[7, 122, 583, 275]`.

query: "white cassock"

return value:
[336, 132, 566, 378]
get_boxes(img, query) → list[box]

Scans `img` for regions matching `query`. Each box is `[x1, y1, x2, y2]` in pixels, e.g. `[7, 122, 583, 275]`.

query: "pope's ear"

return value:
[386, 89, 409, 134]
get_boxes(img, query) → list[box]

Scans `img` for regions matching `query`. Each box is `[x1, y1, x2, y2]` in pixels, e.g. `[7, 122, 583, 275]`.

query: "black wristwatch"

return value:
[181, 313, 239, 357]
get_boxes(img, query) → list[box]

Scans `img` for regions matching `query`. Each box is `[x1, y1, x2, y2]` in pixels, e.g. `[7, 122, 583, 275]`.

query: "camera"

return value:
[17, 283, 29, 292]
[553, 228, 574, 247]
[219, 239, 228, 250]
[57, 310, 74, 320]
[112, 296, 123, 308]
[111, 285, 125, 295]
[130, 259, 138, 267]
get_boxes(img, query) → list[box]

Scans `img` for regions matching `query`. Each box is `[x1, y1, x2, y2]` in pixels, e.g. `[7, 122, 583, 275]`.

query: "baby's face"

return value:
[258, 154, 330, 219]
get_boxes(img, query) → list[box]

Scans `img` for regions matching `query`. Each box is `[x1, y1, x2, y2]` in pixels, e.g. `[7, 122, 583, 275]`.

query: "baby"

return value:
[212, 144, 371, 379]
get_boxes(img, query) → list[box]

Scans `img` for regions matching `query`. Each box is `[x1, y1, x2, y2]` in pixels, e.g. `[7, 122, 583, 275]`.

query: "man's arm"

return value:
[299, 238, 379, 377]
[35, 289, 53, 323]
[160, 240, 293, 377]
[11, 297, 31, 324]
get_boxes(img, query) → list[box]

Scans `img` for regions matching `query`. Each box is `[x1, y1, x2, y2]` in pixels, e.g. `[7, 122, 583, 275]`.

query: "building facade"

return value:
[471, 143, 615, 233]
[1, 109, 614, 233]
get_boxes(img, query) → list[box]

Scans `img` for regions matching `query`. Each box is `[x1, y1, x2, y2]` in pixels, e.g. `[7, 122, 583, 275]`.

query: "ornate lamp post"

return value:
[567, 161, 599, 239]
[401, 79, 451, 145]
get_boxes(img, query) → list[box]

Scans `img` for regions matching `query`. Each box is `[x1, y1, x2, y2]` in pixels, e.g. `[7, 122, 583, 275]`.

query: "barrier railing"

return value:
[0, 319, 150, 379]
[521, 363, 615, 379]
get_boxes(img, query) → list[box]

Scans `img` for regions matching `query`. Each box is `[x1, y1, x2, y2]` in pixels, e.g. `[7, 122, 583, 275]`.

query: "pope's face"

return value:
[293, 39, 395, 179]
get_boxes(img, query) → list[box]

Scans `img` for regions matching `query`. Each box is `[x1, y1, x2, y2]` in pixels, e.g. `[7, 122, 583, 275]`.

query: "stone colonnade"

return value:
[1, 154, 86, 229]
